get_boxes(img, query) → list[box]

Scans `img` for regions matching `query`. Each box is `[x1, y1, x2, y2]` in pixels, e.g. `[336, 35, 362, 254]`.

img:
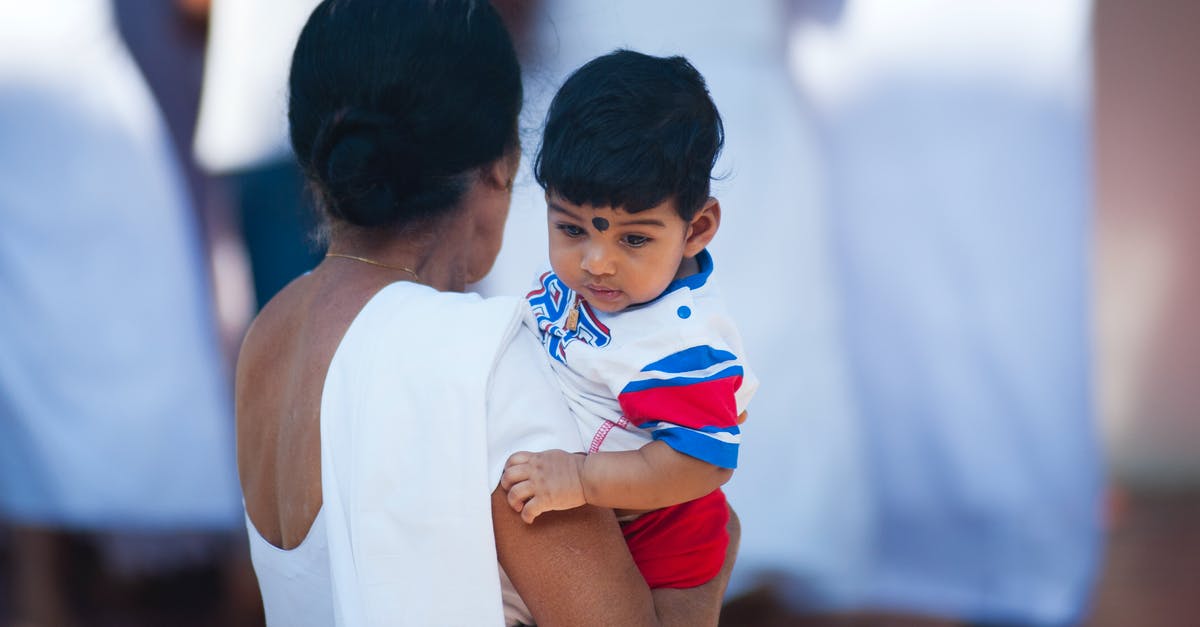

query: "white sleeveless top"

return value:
[247, 508, 332, 624]
[245, 282, 580, 626]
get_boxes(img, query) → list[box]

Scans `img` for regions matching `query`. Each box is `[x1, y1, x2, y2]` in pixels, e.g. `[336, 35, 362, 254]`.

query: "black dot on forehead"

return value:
[592, 217, 610, 231]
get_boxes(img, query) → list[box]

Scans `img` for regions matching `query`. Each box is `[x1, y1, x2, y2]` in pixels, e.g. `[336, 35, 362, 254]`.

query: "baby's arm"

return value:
[501, 442, 731, 524]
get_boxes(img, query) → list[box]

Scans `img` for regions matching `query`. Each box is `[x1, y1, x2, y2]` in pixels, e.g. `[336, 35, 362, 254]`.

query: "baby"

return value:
[502, 49, 757, 590]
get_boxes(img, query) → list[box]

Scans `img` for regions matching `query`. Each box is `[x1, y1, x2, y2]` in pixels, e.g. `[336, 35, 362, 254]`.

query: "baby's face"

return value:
[545, 192, 691, 313]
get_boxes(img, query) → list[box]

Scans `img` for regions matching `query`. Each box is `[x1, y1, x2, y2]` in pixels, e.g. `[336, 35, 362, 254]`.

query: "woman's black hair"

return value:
[289, 0, 522, 229]
[534, 50, 724, 221]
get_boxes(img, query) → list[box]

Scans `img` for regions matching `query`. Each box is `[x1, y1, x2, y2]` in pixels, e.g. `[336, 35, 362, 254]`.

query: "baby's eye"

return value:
[557, 224, 585, 237]
[622, 234, 650, 248]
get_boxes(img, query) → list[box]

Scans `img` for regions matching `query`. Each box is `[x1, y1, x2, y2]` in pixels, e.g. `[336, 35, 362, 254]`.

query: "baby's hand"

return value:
[500, 450, 586, 524]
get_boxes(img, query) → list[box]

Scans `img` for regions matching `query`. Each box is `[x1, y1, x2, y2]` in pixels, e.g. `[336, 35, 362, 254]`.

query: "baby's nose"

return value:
[580, 246, 615, 275]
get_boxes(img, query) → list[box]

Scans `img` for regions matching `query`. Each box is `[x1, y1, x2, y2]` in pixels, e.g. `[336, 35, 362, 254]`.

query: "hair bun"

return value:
[312, 108, 417, 227]
[289, 0, 522, 230]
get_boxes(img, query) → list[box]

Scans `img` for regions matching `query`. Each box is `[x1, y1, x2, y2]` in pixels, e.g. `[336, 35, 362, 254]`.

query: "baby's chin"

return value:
[586, 299, 631, 314]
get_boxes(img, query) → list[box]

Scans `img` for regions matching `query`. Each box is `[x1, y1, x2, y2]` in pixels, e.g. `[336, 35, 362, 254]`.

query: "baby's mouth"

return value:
[583, 284, 623, 301]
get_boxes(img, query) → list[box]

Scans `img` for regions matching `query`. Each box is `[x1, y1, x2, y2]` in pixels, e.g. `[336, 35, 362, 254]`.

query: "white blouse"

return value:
[246, 283, 580, 626]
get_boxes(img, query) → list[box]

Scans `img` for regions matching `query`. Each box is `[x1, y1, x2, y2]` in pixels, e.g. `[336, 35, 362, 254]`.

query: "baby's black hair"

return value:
[534, 50, 724, 221]
[289, 0, 522, 229]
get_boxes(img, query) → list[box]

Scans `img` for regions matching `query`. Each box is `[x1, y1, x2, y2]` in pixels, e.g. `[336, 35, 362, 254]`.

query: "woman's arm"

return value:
[492, 487, 739, 627]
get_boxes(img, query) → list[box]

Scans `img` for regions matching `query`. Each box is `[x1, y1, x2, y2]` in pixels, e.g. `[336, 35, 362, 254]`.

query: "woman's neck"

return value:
[325, 219, 470, 292]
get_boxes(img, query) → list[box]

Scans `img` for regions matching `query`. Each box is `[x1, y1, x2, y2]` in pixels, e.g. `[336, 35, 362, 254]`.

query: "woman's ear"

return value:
[683, 198, 721, 257]
[484, 147, 521, 191]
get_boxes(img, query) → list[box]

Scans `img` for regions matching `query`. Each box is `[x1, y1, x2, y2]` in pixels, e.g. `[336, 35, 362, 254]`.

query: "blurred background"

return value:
[0, 0, 1196, 625]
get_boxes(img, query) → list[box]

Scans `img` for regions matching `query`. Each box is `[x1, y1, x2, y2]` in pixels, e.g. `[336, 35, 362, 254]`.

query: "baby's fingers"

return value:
[505, 451, 533, 468]
[506, 480, 534, 514]
[521, 497, 546, 524]
[500, 462, 530, 491]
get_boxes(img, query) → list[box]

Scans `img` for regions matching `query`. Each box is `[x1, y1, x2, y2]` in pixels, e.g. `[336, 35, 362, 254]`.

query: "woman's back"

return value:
[235, 267, 385, 626]
[237, 268, 379, 551]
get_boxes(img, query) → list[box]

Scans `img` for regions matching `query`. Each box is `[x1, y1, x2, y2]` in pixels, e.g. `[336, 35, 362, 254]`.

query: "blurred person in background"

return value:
[791, 0, 1101, 624]
[0, 0, 241, 623]
[193, 0, 323, 311]
[477, 0, 870, 609]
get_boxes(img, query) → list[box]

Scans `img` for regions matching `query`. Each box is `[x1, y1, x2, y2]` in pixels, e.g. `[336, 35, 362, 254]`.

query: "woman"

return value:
[234, 1, 736, 625]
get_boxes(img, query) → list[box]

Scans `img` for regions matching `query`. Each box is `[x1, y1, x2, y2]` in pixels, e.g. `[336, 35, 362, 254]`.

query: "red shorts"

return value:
[620, 489, 729, 589]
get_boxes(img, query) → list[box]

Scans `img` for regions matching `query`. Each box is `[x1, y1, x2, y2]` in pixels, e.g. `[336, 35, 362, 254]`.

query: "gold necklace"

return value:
[565, 294, 581, 331]
[325, 253, 421, 281]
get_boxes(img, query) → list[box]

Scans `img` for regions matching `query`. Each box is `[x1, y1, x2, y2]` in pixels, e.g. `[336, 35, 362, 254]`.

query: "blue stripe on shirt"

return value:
[620, 365, 744, 395]
[650, 426, 739, 469]
[640, 345, 738, 375]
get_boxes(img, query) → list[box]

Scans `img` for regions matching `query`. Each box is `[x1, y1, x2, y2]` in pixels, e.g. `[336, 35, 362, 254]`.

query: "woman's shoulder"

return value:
[355, 281, 525, 333]
[332, 283, 526, 377]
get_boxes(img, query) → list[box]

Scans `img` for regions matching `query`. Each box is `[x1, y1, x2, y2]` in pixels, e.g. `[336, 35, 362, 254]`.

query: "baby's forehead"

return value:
[546, 193, 682, 219]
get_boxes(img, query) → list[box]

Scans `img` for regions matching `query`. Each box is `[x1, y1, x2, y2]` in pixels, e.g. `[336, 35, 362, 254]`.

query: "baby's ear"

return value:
[683, 198, 721, 257]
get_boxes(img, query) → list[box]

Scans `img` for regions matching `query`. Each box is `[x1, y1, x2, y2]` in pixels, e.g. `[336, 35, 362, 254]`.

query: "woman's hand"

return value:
[501, 449, 587, 523]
